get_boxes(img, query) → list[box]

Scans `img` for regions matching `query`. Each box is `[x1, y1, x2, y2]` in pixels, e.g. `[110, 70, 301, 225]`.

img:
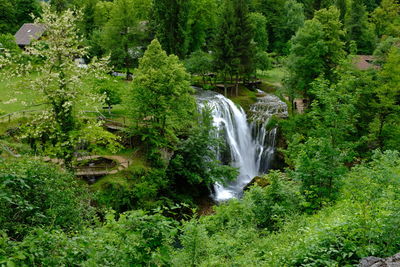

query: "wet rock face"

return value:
[249, 93, 288, 124]
[359, 253, 400, 267]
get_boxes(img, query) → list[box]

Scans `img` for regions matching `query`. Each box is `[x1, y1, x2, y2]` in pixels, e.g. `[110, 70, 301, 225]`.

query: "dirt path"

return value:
[41, 155, 131, 176]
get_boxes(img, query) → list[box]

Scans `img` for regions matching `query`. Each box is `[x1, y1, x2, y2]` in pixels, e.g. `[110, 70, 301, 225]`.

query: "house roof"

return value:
[14, 23, 46, 46]
[353, 55, 380, 70]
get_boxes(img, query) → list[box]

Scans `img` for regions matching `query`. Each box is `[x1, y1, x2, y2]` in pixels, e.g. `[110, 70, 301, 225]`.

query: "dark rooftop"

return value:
[14, 23, 46, 47]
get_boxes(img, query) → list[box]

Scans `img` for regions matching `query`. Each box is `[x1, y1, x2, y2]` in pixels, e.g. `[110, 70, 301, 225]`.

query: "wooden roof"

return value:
[14, 23, 46, 46]
[353, 55, 380, 70]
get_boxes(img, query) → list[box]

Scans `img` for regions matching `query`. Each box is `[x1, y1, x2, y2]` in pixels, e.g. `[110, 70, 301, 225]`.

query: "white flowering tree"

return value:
[11, 4, 120, 168]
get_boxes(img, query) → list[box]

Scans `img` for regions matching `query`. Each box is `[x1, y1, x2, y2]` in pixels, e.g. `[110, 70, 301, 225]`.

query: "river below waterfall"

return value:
[197, 89, 288, 202]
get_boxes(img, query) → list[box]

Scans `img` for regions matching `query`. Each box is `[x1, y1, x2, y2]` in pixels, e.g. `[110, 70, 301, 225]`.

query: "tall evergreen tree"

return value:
[336, 0, 347, 22]
[249, 12, 268, 52]
[214, 0, 255, 95]
[345, 0, 376, 53]
[232, 0, 255, 83]
[151, 0, 190, 58]
[185, 0, 218, 54]
[0, 0, 16, 34]
[15, 0, 41, 28]
[213, 0, 236, 95]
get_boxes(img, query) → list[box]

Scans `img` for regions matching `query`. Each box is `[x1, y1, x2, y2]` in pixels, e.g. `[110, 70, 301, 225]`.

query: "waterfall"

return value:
[197, 89, 287, 202]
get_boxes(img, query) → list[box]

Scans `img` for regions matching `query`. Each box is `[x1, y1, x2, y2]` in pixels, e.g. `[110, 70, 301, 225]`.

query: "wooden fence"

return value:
[0, 109, 42, 123]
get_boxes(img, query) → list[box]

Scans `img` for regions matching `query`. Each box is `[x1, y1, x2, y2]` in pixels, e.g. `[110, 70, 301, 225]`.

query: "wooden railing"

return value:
[0, 108, 128, 127]
[0, 109, 42, 123]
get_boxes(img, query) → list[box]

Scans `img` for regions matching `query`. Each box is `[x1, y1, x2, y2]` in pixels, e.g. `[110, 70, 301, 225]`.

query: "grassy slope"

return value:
[0, 75, 38, 113]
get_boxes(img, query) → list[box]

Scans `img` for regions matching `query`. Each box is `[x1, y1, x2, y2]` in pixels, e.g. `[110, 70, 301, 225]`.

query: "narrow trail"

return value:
[41, 155, 131, 176]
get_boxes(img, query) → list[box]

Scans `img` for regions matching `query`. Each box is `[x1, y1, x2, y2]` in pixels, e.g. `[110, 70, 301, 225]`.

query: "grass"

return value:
[257, 67, 286, 87]
[0, 75, 40, 114]
[229, 85, 258, 113]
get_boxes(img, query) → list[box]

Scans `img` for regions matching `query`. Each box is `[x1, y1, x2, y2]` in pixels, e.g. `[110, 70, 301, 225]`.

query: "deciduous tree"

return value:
[286, 7, 345, 104]
[130, 39, 196, 154]
[15, 5, 120, 167]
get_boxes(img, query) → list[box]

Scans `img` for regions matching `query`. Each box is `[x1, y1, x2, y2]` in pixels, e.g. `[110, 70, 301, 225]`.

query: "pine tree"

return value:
[213, 0, 255, 95]
[151, 0, 190, 58]
[336, 0, 347, 22]
[213, 0, 236, 95]
[0, 0, 16, 33]
[232, 0, 256, 84]
[345, 0, 376, 53]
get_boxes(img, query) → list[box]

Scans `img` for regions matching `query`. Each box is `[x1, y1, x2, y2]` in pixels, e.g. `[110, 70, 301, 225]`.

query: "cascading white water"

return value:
[197, 89, 287, 202]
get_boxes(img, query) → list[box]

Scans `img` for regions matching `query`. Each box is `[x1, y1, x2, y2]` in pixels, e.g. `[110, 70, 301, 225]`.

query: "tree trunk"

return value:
[235, 73, 239, 97]
[223, 72, 227, 96]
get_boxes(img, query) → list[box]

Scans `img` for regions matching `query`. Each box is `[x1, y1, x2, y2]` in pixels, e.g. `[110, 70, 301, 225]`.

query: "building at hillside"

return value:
[14, 23, 46, 48]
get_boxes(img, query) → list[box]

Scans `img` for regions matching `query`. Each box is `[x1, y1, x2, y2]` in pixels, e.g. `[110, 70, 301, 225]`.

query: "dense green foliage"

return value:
[129, 39, 196, 155]
[1, 0, 400, 265]
[3, 152, 400, 265]
[0, 159, 95, 240]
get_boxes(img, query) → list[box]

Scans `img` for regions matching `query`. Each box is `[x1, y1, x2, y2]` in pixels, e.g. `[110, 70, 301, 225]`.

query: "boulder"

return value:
[359, 253, 400, 267]
[243, 176, 270, 191]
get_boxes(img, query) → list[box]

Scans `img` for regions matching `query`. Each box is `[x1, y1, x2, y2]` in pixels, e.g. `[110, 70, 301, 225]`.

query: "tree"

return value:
[101, 0, 151, 79]
[93, 1, 114, 28]
[249, 12, 268, 52]
[167, 108, 237, 188]
[214, 0, 255, 94]
[369, 47, 400, 149]
[130, 39, 196, 154]
[290, 136, 346, 210]
[284, 76, 358, 209]
[185, 0, 218, 54]
[373, 36, 400, 64]
[232, 0, 256, 83]
[286, 7, 345, 104]
[184, 50, 213, 84]
[0, 0, 16, 34]
[51, 0, 74, 13]
[151, 0, 190, 58]
[247, 12, 273, 75]
[80, 0, 99, 37]
[96, 78, 122, 113]
[371, 0, 400, 38]
[15, 0, 41, 28]
[336, 0, 347, 22]
[0, 34, 20, 54]
[345, 0, 376, 54]
[279, 0, 306, 53]
[14, 5, 120, 167]
[255, 50, 272, 77]
[249, 0, 286, 51]
[213, 0, 235, 95]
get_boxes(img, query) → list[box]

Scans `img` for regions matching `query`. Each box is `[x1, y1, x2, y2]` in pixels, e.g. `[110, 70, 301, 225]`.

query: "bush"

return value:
[0, 159, 96, 240]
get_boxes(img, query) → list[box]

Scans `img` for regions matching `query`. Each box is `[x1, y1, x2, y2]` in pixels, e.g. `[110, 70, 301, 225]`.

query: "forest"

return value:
[0, 0, 400, 266]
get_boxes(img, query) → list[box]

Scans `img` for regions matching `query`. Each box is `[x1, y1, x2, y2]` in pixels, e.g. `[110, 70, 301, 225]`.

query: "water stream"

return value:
[197, 89, 287, 202]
